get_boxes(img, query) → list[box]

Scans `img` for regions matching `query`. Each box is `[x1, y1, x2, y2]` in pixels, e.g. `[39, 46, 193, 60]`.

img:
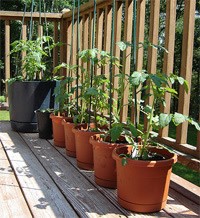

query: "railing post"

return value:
[53, 21, 59, 68]
[60, 14, 68, 76]
[176, 0, 196, 145]
[131, 0, 146, 122]
[5, 20, 10, 101]
[120, 0, 133, 122]
[82, 14, 89, 71]
[96, 8, 104, 75]
[113, 0, 123, 102]
[144, 0, 160, 130]
[159, 0, 177, 138]
[103, 5, 112, 76]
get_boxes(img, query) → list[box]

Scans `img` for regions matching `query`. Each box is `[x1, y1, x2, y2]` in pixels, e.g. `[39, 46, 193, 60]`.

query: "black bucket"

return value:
[8, 81, 57, 132]
[36, 110, 53, 139]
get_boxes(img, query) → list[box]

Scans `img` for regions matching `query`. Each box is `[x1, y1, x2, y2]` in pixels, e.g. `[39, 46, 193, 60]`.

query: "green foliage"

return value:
[0, 60, 4, 70]
[76, 48, 119, 129]
[53, 63, 77, 116]
[9, 36, 61, 82]
[0, 95, 6, 103]
[172, 163, 200, 187]
[0, 110, 10, 121]
[109, 42, 200, 161]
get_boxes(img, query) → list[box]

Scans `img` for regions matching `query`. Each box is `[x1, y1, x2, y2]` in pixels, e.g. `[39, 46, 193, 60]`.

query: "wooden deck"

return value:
[0, 121, 199, 218]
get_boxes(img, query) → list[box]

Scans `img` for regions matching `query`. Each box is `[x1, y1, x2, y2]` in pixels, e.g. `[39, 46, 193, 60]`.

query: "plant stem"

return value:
[140, 82, 155, 158]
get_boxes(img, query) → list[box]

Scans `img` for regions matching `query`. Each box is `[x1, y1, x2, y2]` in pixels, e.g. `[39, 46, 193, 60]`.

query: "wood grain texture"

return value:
[54, 141, 199, 218]
[0, 121, 199, 217]
[0, 123, 78, 218]
[159, 0, 177, 138]
[55, 145, 172, 218]
[0, 11, 62, 21]
[176, 0, 196, 145]
[0, 141, 32, 218]
[5, 20, 10, 98]
[21, 132, 126, 218]
[120, 0, 133, 122]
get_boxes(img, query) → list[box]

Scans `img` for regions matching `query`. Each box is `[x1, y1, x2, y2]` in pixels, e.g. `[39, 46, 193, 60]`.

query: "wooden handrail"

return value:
[0, 11, 62, 21]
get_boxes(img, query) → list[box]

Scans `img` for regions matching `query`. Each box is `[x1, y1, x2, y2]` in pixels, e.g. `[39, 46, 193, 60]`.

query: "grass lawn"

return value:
[0, 110, 199, 186]
[0, 110, 10, 120]
[168, 122, 197, 146]
[172, 163, 200, 187]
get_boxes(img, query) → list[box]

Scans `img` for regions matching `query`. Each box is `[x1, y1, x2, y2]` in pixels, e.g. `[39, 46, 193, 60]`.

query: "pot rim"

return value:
[112, 145, 177, 167]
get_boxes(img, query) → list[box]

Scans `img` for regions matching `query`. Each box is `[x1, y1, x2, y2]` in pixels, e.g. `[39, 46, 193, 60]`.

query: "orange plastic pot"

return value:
[112, 145, 177, 213]
[72, 124, 100, 170]
[50, 113, 65, 148]
[90, 134, 127, 189]
[62, 118, 76, 157]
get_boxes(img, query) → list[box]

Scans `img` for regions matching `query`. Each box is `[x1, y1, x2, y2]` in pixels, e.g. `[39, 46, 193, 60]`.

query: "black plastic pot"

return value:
[8, 81, 57, 132]
[36, 110, 53, 139]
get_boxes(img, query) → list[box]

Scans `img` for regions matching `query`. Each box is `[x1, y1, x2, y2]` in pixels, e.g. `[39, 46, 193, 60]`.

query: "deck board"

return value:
[21, 133, 127, 218]
[0, 122, 78, 218]
[0, 141, 32, 218]
[0, 121, 199, 218]
[55, 144, 172, 218]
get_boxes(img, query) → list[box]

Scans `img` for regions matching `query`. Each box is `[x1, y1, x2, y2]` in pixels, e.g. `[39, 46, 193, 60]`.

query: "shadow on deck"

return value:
[0, 121, 199, 218]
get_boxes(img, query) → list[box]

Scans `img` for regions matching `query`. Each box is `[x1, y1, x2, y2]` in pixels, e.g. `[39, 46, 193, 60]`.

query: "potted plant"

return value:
[50, 63, 77, 151]
[112, 68, 200, 213]
[7, 36, 61, 132]
[50, 77, 71, 148]
[89, 82, 129, 188]
[72, 48, 114, 170]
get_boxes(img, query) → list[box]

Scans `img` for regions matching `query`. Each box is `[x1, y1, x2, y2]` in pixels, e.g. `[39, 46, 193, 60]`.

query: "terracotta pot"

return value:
[90, 134, 127, 189]
[72, 124, 100, 170]
[112, 145, 177, 213]
[62, 118, 76, 157]
[50, 113, 65, 148]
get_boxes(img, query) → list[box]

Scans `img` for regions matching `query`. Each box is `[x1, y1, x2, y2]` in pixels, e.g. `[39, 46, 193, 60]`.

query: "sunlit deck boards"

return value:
[0, 121, 199, 218]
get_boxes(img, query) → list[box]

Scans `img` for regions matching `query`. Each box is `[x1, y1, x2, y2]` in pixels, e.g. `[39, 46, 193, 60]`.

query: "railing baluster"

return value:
[159, 0, 177, 138]
[60, 17, 68, 76]
[5, 20, 10, 101]
[22, 21, 27, 78]
[176, 0, 196, 145]
[131, 0, 146, 122]
[103, 5, 112, 76]
[96, 8, 104, 75]
[113, 0, 123, 103]
[53, 21, 59, 68]
[144, 0, 160, 130]
[120, 0, 133, 122]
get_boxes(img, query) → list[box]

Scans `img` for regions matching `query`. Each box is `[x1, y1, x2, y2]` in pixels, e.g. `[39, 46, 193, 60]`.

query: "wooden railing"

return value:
[0, 0, 199, 171]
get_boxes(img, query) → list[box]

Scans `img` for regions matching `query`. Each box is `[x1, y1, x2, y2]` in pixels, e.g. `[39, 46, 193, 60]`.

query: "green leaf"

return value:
[121, 157, 128, 166]
[189, 120, 200, 131]
[159, 113, 172, 128]
[183, 80, 189, 94]
[177, 76, 184, 85]
[116, 41, 132, 51]
[173, 113, 187, 126]
[129, 71, 147, 86]
[164, 87, 178, 95]
[143, 105, 152, 113]
[85, 87, 98, 96]
[129, 123, 138, 137]
[149, 74, 166, 87]
[110, 124, 123, 142]
[124, 135, 134, 144]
